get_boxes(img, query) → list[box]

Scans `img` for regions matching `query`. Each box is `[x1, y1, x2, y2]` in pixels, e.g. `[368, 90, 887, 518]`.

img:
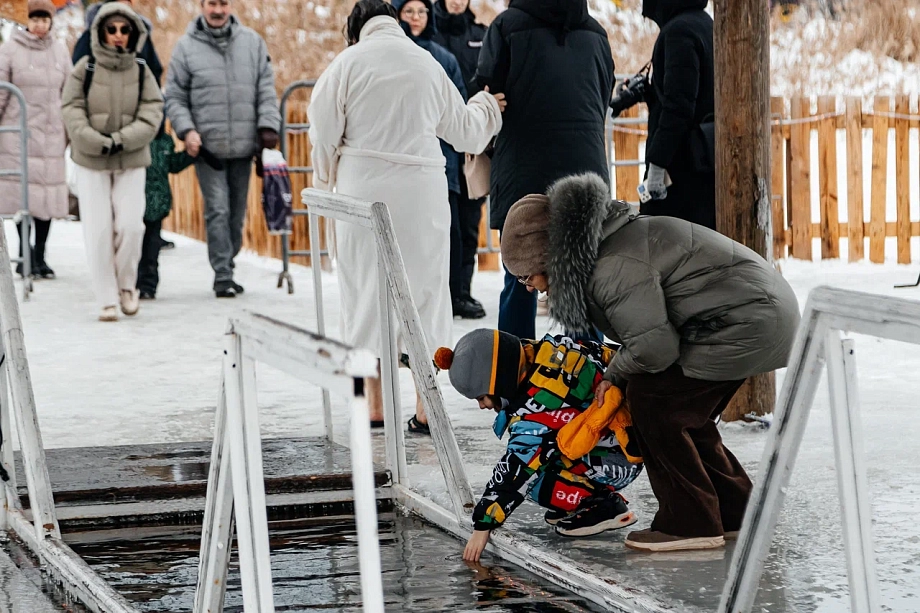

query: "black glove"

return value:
[258, 128, 279, 150]
[101, 136, 123, 157]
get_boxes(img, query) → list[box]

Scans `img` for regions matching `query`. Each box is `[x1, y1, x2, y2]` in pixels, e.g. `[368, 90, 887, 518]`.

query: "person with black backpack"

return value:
[62, 3, 163, 322]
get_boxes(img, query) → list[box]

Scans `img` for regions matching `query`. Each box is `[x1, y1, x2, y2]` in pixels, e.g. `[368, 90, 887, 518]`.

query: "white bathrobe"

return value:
[308, 16, 502, 355]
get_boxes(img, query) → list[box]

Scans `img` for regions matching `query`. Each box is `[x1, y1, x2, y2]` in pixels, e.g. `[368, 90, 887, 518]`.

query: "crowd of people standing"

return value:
[2, 0, 803, 560]
[1, 0, 279, 317]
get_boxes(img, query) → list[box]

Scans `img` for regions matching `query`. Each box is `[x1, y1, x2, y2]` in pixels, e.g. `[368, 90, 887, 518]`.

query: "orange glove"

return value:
[557, 386, 624, 460]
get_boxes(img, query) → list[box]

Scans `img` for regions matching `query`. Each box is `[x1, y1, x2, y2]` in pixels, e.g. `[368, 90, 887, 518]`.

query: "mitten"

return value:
[557, 386, 624, 460]
[646, 163, 668, 200]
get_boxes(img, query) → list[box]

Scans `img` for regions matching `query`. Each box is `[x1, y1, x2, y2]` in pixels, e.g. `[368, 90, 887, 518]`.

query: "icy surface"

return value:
[4, 221, 920, 610]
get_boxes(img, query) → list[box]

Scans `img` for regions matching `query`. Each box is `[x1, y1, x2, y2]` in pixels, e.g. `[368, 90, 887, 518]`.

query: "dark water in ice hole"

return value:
[66, 514, 602, 612]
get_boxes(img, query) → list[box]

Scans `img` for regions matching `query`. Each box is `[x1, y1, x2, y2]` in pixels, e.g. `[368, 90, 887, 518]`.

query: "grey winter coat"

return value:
[164, 16, 281, 160]
[546, 173, 801, 382]
[0, 28, 71, 218]
[61, 3, 163, 171]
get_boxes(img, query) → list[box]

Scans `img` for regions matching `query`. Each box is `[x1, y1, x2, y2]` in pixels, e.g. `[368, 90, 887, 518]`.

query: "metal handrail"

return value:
[0, 82, 32, 300]
[277, 80, 318, 294]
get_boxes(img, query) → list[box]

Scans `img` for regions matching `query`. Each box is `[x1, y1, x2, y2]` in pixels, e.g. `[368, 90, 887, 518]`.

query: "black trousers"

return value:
[449, 175, 485, 301]
[137, 218, 162, 294]
[16, 218, 51, 267]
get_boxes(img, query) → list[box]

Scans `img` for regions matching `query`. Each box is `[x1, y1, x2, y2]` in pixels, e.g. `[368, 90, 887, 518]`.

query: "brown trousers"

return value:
[627, 365, 752, 538]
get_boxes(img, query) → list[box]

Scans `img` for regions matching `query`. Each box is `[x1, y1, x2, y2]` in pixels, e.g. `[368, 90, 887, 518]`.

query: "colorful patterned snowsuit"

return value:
[472, 335, 643, 531]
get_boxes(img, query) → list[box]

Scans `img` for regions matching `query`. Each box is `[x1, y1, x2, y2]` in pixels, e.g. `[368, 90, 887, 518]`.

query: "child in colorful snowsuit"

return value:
[433, 329, 644, 563]
[136, 129, 194, 299]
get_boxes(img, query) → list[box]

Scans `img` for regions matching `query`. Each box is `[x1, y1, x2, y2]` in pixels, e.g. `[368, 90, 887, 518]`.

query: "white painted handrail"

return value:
[303, 187, 475, 519]
[193, 312, 382, 613]
[2, 196, 141, 613]
[719, 286, 911, 613]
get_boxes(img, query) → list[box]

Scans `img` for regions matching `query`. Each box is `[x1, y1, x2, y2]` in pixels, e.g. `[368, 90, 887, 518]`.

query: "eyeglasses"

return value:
[516, 274, 535, 286]
[402, 8, 429, 17]
[105, 24, 134, 36]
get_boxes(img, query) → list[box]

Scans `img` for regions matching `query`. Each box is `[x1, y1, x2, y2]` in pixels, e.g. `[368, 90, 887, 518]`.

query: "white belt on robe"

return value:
[339, 145, 445, 168]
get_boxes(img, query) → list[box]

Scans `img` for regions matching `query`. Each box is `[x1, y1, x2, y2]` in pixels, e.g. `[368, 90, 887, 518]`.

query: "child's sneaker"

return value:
[544, 509, 569, 525]
[554, 492, 637, 537]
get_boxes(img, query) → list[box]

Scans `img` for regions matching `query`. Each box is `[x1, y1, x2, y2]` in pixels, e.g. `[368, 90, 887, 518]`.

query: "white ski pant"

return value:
[75, 165, 146, 309]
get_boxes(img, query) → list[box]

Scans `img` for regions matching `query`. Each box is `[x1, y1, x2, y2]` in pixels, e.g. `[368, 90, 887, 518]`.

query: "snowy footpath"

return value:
[4, 220, 920, 611]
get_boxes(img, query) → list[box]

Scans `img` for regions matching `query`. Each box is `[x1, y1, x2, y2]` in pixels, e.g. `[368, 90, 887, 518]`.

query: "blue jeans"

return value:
[498, 262, 537, 340]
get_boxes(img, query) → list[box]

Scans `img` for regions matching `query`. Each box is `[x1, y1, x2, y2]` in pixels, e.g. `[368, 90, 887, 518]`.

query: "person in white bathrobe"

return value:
[308, 0, 504, 430]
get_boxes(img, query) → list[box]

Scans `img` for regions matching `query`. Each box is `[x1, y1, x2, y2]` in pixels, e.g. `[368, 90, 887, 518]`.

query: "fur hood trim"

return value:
[546, 173, 629, 333]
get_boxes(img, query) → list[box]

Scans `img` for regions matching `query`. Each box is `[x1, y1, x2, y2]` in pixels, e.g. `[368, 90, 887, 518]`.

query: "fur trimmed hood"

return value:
[546, 173, 634, 333]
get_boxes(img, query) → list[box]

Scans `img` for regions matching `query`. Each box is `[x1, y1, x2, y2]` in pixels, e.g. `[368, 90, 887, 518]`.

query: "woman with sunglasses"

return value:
[62, 2, 163, 322]
[0, 0, 72, 279]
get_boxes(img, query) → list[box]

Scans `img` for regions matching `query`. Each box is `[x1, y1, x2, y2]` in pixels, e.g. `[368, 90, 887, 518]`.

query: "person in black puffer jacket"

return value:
[475, 0, 614, 341]
[432, 0, 486, 94]
[640, 0, 715, 230]
[433, 0, 488, 319]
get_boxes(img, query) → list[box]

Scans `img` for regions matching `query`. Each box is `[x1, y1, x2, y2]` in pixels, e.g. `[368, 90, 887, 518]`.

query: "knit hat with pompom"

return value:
[434, 329, 526, 401]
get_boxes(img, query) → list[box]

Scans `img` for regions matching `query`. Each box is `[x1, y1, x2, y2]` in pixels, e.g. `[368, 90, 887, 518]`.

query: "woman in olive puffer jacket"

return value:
[62, 2, 163, 322]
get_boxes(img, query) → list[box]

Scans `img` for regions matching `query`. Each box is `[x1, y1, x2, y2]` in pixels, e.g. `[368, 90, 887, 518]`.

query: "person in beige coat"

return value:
[0, 0, 72, 279]
[62, 2, 163, 321]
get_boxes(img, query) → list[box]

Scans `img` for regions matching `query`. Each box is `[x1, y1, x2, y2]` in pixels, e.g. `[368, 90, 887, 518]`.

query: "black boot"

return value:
[452, 296, 486, 319]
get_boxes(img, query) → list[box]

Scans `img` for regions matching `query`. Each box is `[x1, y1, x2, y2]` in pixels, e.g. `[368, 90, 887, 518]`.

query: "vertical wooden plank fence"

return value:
[895, 95, 911, 265]
[869, 97, 890, 263]
[845, 97, 865, 262]
[771, 96, 787, 260]
[818, 96, 839, 259]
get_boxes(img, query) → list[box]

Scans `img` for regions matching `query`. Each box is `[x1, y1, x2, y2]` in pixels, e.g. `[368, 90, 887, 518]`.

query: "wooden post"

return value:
[789, 97, 812, 260]
[845, 97, 865, 262]
[895, 95, 911, 264]
[817, 96, 840, 259]
[770, 97, 787, 260]
[714, 0, 775, 420]
[477, 202, 501, 271]
[869, 97, 889, 264]
[613, 105, 641, 201]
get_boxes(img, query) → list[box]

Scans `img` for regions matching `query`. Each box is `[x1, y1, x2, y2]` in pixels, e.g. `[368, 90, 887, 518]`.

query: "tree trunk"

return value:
[714, 0, 776, 420]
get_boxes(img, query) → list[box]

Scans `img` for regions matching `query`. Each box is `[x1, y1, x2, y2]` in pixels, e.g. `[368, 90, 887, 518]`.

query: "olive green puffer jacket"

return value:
[545, 172, 801, 383]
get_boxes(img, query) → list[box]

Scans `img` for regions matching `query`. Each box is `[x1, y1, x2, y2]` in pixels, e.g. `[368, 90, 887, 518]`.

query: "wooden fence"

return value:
[612, 95, 920, 263]
[167, 95, 920, 269]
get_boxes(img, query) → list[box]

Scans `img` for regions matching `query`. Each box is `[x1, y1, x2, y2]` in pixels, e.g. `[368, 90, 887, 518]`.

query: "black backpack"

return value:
[83, 54, 146, 117]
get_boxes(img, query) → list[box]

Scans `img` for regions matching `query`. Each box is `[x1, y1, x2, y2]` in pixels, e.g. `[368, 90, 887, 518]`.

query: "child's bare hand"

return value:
[463, 530, 491, 563]
[594, 380, 613, 406]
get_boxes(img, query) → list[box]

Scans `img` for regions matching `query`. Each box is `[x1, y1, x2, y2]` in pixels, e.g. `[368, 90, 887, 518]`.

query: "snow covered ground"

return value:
[4, 220, 920, 610]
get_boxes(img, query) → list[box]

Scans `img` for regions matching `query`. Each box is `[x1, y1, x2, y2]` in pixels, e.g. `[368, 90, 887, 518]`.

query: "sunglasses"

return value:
[105, 24, 133, 36]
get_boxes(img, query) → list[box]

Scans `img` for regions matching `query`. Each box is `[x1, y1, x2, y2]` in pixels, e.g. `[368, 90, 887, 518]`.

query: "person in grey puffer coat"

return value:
[499, 172, 801, 553]
[164, 0, 281, 298]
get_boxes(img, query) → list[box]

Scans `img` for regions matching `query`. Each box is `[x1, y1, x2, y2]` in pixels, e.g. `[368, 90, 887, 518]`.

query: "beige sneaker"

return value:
[120, 289, 140, 316]
[624, 528, 724, 552]
[99, 305, 118, 322]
